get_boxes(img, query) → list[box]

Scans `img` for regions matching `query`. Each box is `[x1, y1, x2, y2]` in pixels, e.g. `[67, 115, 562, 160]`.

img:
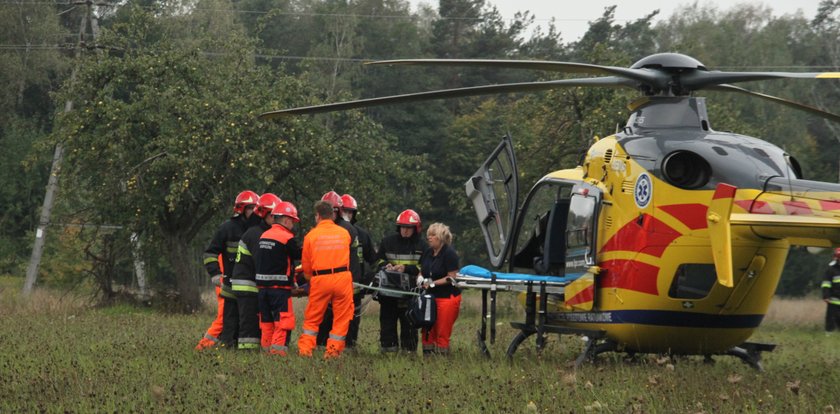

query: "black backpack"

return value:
[406, 292, 436, 329]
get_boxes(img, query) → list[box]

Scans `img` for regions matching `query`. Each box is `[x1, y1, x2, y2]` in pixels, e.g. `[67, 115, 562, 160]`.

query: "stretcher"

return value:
[456, 264, 579, 294]
[455, 265, 605, 360]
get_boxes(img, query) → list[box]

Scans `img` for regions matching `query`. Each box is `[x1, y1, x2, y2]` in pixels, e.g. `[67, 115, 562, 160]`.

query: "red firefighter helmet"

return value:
[396, 209, 421, 233]
[341, 194, 357, 211]
[321, 191, 343, 209]
[255, 193, 282, 218]
[834, 247, 840, 259]
[272, 201, 300, 222]
[233, 190, 259, 214]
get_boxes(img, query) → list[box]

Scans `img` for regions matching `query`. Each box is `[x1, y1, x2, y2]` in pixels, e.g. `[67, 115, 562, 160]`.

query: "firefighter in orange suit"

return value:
[196, 190, 260, 350]
[298, 200, 354, 358]
[254, 201, 302, 355]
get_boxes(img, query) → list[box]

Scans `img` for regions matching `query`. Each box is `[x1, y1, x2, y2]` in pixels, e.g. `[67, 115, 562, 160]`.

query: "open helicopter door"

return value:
[466, 135, 519, 267]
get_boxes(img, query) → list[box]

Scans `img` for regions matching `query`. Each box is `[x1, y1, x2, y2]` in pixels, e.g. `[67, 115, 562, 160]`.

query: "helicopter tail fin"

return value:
[707, 184, 738, 288]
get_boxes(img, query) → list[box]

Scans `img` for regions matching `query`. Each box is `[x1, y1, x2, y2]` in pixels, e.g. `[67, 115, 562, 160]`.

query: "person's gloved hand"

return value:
[211, 274, 222, 286]
[416, 275, 424, 288]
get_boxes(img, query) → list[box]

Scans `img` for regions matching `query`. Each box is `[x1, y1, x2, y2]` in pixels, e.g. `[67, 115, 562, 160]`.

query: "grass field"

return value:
[1, 279, 838, 413]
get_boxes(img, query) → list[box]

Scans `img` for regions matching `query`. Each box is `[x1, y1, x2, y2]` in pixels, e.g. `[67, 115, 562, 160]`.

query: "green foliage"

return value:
[51, 4, 430, 309]
[2, 0, 838, 308]
[0, 117, 51, 275]
[777, 247, 832, 296]
[0, 1, 69, 120]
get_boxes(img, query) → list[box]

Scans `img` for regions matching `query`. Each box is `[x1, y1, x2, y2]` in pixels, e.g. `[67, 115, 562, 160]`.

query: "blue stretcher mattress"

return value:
[459, 265, 583, 284]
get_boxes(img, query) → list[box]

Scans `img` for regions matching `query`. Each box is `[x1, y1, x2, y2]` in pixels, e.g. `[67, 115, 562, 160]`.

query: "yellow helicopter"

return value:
[261, 53, 840, 369]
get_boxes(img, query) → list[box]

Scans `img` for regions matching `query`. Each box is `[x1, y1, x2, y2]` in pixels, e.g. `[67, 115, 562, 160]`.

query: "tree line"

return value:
[1, 0, 838, 310]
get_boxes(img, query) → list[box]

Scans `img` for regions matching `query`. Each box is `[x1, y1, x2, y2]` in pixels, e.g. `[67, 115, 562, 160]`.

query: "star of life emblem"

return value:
[634, 173, 652, 209]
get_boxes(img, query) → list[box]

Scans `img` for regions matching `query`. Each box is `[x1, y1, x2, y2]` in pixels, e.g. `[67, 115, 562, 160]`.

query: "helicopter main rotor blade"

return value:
[707, 84, 840, 123]
[685, 71, 840, 89]
[367, 59, 664, 86]
[259, 77, 634, 119]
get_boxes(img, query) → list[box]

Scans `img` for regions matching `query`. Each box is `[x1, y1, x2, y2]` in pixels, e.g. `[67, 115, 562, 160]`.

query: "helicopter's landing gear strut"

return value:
[501, 282, 606, 362]
[724, 341, 776, 371]
[575, 337, 618, 368]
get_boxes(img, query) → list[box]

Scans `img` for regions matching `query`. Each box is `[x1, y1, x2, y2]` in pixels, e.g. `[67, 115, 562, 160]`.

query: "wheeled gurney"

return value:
[455, 265, 606, 361]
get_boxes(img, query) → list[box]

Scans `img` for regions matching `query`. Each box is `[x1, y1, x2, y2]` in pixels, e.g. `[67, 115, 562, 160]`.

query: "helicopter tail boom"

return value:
[708, 183, 840, 287]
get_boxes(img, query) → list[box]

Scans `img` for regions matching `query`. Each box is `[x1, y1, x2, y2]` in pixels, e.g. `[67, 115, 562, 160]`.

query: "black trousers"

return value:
[317, 292, 363, 347]
[236, 293, 260, 348]
[827, 303, 840, 332]
[379, 296, 417, 351]
[219, 295, 239, 348]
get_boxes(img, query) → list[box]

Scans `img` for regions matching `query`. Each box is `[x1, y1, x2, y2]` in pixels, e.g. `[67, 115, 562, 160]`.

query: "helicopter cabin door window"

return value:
[565, 188, 598, 276]
[466, 135, 518, 267]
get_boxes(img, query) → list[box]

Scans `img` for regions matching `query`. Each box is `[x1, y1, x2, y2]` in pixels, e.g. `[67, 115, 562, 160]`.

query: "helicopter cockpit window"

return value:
[511, 182, 573, 275]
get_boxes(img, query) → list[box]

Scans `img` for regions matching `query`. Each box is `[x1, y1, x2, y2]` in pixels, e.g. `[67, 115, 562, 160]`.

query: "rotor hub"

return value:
[630, 53, 707, 71]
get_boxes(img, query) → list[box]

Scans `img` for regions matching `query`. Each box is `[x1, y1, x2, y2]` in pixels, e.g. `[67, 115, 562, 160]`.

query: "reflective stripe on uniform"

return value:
[220, 285, 237, 299]
[824, 281, 834, 288]
[270, 344, 288, 353]
[384, 253, 421, 264]
[256, 274, 289, 281]
[328, 333, 346, 341]
[238, 336, 260, 349]
[203, 254, 218, 265]
[302, 329, 318, 337]
[203, 333, 219, 343]
[238, 343, 260, 350]
[238, 241, 251, 257]
[231, 279, 258, 293]
[830, 297, 840, 306]
[833, 276, 840, 283]
[225, 241, 239, 254]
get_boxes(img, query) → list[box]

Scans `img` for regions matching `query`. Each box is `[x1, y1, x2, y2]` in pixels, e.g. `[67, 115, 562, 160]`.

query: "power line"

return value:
[1, 43, 839, 70]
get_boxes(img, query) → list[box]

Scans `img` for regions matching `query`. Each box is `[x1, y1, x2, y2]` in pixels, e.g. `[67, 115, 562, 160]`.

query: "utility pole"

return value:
[23, 1, 98, 296]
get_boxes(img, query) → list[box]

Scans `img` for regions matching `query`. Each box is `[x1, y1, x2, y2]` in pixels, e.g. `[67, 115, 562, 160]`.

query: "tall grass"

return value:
[763, 296, 826, 327]
[2, 281, 838, 412]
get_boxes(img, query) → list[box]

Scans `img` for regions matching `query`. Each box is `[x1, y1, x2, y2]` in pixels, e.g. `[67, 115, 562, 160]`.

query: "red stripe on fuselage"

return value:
[600, 214, 681, 257]
[565, 285, 594, 306]
[734, 200, 775, 214]
[658, 204, 709, 230]
[599, 259, 660, 295]
[820, 200, 840, 211]
[783, 200, 812, 215]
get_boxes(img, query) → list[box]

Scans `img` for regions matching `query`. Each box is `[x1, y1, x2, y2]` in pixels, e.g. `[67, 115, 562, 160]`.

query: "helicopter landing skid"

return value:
[504, 321, 609, 365]
[722, 341, 777, 371]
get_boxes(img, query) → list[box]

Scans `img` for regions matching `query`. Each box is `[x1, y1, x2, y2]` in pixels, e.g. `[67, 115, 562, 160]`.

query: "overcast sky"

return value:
[408, 0, 825, 41]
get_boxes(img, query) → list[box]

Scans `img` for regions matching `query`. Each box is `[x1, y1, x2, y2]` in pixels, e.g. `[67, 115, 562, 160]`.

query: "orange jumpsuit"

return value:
[195, 254, 225, 350]
[298, 219, 354, 358]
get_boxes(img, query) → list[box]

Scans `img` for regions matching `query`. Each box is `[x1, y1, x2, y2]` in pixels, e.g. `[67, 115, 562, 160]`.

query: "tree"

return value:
[52, 4, 429, 311]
